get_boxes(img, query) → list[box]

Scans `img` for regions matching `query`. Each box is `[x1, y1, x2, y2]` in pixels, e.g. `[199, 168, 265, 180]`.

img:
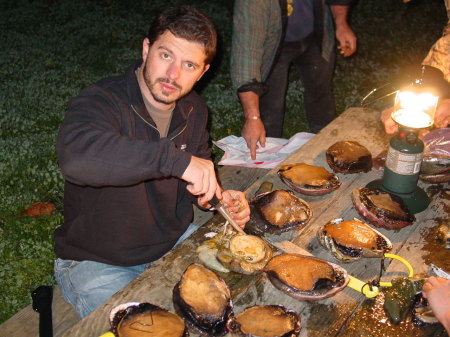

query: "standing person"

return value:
[54, 5, 250, 318]
[231, 0, 357, 160]
[381, 0, 450, 133]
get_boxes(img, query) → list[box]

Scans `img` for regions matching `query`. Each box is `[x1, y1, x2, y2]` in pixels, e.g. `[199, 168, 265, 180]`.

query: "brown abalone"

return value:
[109, 302, 188, 337]
[173, 264, 233, 336]
[351, 187, 415, 230]
[317, 218, 393, 262]
[247, 190, 312, 236]
[226, 305, 301, 337]
[278, 163, 341, 195]
[326, 141, 372, 174]
[264, 254, 348, 300]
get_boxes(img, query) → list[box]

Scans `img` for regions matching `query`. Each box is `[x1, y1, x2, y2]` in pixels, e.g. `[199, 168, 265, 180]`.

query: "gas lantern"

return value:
[367, 80, 439, 213]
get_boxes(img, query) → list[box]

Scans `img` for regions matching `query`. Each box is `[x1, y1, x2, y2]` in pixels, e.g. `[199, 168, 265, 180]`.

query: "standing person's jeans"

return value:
[260, 34, 336, 136]
[54, 223, 199, 318]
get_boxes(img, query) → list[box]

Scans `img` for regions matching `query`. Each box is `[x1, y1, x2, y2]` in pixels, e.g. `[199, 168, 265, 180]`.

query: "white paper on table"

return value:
[213, 132, 315, 169]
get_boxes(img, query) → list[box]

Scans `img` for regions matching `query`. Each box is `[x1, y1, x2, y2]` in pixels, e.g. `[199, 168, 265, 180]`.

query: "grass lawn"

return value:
[0, 0, 446, 323]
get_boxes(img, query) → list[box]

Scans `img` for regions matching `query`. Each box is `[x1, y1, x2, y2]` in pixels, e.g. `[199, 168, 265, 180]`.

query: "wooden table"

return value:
[62, 108, 450, 337]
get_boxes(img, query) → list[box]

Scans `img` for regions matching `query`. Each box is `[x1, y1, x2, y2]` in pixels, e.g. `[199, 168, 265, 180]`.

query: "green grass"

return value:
[0, 0, 446, 323]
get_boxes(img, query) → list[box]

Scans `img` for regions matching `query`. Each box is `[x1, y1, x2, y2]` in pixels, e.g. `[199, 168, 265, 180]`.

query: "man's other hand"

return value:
[182, 156, 218, 202]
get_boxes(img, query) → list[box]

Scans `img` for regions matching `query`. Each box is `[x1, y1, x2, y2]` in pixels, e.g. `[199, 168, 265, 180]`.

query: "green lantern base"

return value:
[366, 179, 430, 214]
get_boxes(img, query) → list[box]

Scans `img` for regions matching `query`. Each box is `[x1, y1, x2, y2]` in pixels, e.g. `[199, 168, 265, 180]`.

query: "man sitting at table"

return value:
[54, 5, 250, 318]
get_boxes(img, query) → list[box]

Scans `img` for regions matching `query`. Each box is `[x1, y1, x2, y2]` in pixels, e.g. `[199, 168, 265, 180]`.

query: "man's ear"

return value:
[197, 64, 210, 82]
[142, 38, 150, 62]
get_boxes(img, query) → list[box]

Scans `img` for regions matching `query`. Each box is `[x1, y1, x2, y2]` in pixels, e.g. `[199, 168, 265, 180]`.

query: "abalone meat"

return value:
[278, 163, 341, 195]
[197, 229, 273, 275]
[326, 141, 372, 174]
[173, 264, 233, 336]
[226, 305, 301, 337]
[247, 190, 312, 236]
[352, 187, 415, 230]
[109, 302, 188, 337]
[317, 218, 393, 262]
[264, 253, 349, 300]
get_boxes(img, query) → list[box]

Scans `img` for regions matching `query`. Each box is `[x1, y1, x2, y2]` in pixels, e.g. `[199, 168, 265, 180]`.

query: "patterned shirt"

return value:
[422, 0, 450, 82]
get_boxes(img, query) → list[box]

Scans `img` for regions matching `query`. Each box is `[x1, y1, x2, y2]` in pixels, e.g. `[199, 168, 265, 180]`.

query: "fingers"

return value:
[249, 138, 258, 161]
[221, 190, 251, 228]
[182, 156, 218, 201]
[242, 119, 266, 160]
[380, 107, 398, 134]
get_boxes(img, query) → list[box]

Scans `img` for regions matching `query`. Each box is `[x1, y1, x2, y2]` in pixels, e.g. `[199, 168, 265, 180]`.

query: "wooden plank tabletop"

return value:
[61, 108, 449, 337]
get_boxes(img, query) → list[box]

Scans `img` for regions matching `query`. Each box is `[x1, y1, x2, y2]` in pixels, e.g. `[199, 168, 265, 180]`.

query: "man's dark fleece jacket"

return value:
[55, 60, 211, 266]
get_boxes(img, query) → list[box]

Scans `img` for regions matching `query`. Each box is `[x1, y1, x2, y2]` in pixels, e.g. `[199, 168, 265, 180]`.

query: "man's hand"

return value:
[422, 276, 450, 334]
[331, 5, 357, 57]
[238, 91, 266, 160]
[220, 190, 250, 228]
[181, 156, 219, 203]
[435, 98, 450, 128]
[381, 107, 398, 134]
[242, 118, 266, 160]
[197, 190, 250, 229]
[381, 98, 450, 134]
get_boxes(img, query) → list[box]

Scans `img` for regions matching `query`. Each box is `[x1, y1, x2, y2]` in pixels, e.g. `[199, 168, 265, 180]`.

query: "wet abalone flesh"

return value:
[326, 141, 372, 174]
[109, 302, 188, 337]
[226, 305, 301, 337]
[173, 264, 233, 336]
[197, 229, 273, 275]
[352, 187, 415, 230]
[264, 253, 349, 300]
[278, 163, 341, 195]
[317, 218, 393, 262]
[247, 190, 312, 236]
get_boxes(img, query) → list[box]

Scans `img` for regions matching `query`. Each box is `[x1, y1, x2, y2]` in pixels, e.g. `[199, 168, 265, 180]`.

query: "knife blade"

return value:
[209, 195, 246, 235]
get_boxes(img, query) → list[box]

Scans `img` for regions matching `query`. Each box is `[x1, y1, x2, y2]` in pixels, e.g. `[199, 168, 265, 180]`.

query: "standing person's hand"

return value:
[434, 98, 450, 128]
[238, 91, 266, 160]
[182, 156, 219, 202]
[381, 107, 398, 134]
[422, 276, 450, 334]
[331, 5, 357, 57]
[335, 24, 357, 57]
[242, 118, 266, 160]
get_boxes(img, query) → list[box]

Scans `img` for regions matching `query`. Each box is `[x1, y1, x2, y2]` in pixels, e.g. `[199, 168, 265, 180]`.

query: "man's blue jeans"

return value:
[54, 223, 199, 318]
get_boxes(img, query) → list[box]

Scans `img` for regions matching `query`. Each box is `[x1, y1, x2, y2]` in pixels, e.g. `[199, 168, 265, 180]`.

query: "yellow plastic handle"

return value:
[99, 332, 115, 337]
[347, 275, 379, 298]
[346, 253, 414, 298]
[379, 253, 414, 287]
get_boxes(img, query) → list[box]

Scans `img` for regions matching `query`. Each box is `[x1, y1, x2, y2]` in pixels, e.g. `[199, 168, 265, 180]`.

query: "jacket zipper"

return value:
[170, 106, 192, 140]
[131, 104, 193, 141]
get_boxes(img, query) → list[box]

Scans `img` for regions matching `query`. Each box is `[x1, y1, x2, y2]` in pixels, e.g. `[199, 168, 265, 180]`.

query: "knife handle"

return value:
[209, 195, 220, 208]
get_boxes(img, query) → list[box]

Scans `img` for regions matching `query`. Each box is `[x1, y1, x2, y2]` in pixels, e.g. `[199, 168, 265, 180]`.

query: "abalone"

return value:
[264, 253, 349, 300]
[226, 305, 301, 337]
[352, 187, 415, 230]
[173, 264, 233, 336]
[326, 141, 372, 174]
[317, 218, 393, 262]
[247, 190, 312, 236]
[109, 302, 188, 337]
[197, 230, 273, 275]
[278, 163, 341, 195]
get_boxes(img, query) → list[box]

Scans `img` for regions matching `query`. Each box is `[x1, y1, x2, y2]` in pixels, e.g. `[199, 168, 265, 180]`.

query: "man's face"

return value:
[141, 31, 210, 110]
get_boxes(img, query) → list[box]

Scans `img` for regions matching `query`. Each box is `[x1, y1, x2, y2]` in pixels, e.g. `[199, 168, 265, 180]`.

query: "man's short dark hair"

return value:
[148, 6, 217, 65]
